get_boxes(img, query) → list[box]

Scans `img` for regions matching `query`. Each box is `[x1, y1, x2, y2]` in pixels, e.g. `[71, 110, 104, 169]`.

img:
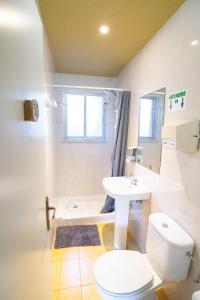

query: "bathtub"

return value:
[54, 194, 115, 226]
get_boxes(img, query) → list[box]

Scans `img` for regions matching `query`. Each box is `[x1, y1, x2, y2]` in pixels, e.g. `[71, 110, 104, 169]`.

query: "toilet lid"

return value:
[94, 250, 153, 295]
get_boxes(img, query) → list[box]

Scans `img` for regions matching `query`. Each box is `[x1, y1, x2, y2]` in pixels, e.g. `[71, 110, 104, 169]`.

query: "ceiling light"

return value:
[99, 25, 109, 35]
[190, 39, 199, 46]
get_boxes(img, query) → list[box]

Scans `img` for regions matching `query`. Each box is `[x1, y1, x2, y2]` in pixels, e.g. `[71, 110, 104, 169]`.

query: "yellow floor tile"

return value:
[60, 259, 81, 289]
[98, 223, 114, 239]
[78, 245, 105, 258]
[156, 287, 169, 300]
[53, 287, 82, 300]
[51, 247, 79, 262]
[80, 256, 98, 285]
[52, 261, 61, 290]
[98, 223, 115, 251]
[82, 285, 103, 300]
[52, 259, 81, 290]
[97, 223, 106, 243]
[126, 231, 138, 250]
[102, 237, 115, 251]
[52, 290, 58, 300]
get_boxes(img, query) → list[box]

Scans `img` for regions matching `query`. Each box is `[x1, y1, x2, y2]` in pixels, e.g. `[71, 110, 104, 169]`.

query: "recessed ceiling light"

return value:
[190, 39, 199, 46]
[99, 25, 109, 35]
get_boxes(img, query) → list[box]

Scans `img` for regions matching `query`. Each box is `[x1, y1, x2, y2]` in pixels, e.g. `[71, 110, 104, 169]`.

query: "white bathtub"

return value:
[54, 194, 114, 226]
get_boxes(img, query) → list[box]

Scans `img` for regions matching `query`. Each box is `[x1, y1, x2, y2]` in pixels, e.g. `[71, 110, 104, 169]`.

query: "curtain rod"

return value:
[46, 84, 130, 92]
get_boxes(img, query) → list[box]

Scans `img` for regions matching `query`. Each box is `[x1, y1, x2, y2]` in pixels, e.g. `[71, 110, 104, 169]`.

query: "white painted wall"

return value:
[43, 35, 56, 199]
[45, 97, 56, 198]
[53, 72, 116, 88]
[117, 0, 200, 299]
[139, 142, 162, 173]
[0, 1, 53, 299]
[51, 73, 116, 196]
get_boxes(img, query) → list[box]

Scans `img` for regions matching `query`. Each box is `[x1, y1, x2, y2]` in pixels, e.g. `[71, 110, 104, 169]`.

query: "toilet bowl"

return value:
[94, 250, 162, 300]
[94, 213, 194, 300]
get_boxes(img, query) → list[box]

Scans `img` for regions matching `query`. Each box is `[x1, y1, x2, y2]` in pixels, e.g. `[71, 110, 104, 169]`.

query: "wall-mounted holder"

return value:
[162, 119, 200, 153]
[46, 197, 56, 231]
[24, 99, 39, 122]
[126, 146, 143, 162]
[45, 99, 57, 108]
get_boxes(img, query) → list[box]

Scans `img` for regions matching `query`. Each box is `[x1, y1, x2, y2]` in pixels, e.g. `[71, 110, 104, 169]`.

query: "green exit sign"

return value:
[168, 90, 187, 112]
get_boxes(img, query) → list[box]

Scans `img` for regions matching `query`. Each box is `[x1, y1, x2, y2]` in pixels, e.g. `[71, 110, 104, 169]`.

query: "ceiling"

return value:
[39, 0, 185, 77]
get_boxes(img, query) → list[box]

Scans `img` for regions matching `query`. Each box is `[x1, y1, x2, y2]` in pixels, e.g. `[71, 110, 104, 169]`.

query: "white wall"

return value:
[139, 142, 162, 173]
[117, 0, 200, 299]
[42, 33, 56, 199]
[52, 73, 116, 196]
[0, 1, 53, 299]
[53, 73, 116, 88]
[45, 94, 56, 198]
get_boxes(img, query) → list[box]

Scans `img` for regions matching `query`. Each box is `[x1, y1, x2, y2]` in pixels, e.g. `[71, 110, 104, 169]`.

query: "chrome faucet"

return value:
[130, 176, 138, 185]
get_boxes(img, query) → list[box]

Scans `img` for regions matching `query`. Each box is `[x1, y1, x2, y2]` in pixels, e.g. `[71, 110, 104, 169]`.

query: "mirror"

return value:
[138, 88, 165, 173]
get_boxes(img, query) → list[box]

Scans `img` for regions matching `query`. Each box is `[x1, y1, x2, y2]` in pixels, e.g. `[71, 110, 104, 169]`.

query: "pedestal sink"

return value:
[103, 177, 151, 250]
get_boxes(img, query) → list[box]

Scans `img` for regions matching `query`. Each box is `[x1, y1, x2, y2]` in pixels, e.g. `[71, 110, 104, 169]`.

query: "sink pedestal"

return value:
[114, 199, 130, 249]
[102, 177, 151, 251]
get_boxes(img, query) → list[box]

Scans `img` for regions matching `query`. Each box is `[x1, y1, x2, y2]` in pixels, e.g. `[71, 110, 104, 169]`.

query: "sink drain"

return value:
[73, 205, 78, 209]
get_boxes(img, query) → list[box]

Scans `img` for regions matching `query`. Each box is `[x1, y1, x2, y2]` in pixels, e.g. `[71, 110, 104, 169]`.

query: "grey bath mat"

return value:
[54, 224, 101, 248]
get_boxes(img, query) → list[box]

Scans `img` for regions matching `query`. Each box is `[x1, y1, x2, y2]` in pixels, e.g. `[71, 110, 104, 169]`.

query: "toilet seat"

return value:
[94, 250, 154, 296]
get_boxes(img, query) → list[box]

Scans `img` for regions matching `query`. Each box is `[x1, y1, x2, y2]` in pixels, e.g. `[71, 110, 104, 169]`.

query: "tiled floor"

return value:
[51, 222, 138, 300]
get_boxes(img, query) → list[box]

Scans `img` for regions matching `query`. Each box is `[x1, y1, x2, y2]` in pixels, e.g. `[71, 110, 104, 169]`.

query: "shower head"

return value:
[103, 101, 118, 113]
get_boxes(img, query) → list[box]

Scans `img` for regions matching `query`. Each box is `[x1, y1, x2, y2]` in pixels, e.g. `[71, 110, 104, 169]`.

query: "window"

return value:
[139, 98, 154, 138]
[63, 91, 107, 142]
[139, 96, 164, 143]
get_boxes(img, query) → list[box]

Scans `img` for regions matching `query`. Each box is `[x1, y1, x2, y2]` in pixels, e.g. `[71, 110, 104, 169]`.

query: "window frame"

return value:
[62, 90, 107, 143]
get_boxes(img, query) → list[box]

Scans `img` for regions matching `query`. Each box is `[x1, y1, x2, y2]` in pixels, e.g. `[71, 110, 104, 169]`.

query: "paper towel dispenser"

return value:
[162, 119, 199, 153]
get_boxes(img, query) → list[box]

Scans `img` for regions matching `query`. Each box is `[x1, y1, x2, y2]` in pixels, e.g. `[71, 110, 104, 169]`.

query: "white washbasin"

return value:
[102, 176, 151, 250]
[103, 176, 150, 201]
[192, 291, 200, 300]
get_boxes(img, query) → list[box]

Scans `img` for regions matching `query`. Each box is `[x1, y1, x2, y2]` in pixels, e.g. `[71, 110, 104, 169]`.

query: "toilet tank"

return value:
[146, 213, 194, 282]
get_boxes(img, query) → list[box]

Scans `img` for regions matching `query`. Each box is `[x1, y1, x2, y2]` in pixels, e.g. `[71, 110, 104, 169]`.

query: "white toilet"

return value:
[94, 213, 194, 300]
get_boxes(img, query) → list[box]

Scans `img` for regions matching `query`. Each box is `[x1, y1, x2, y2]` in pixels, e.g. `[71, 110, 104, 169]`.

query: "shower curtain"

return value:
[100, 91, 131, 213]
